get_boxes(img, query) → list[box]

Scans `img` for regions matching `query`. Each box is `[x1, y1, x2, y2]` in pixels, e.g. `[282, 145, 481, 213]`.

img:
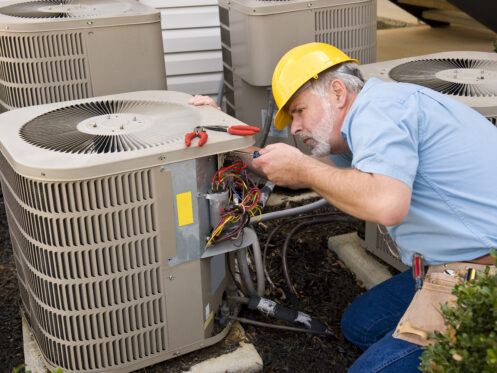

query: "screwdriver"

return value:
[464, 267, 476, 281]
[231, 150, 261, 158]
[412, 252, 425, 291]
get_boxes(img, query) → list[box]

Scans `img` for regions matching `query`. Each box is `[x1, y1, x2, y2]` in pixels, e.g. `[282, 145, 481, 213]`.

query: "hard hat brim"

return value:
[274, 108, 292, 131]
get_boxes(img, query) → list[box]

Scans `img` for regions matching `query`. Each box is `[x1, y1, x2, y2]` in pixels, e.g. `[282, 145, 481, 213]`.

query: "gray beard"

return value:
[309, 105, 335, 157]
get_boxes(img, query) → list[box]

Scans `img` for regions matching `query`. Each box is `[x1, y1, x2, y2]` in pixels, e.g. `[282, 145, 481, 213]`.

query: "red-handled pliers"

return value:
[203, 125, 260, 136]
[185, 127, 208, 147]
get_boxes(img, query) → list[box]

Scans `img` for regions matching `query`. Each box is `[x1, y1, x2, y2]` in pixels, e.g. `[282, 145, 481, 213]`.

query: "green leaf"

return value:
[420, 262, 497, 372]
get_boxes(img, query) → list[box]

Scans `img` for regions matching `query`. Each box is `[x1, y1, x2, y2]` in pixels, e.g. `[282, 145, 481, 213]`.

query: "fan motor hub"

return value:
[435, 68, 497, 85]
[77, 113, 150, 135]
[38, 4, 88, 14]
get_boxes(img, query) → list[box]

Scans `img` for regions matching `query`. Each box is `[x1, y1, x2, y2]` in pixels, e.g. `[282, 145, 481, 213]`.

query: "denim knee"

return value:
[341, 294, 396, 351]
[341, 271, 415, 351]
[347, 329, 423, 373]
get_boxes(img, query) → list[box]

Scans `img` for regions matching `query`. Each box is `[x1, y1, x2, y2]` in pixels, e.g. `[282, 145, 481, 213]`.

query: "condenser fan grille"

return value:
[0, 0, 126, 19]
[388, 58, 497, 97]
[20, 100, 193, 154]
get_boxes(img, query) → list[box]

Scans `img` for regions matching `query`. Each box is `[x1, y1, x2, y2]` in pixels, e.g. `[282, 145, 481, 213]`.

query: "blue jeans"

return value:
[341, 270, 423, 372]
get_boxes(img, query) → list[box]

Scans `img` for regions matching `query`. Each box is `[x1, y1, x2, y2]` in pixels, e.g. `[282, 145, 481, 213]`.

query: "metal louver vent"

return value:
[20, 100, 191, 154]
[0, 0, 129, 19]
[389, 58, 497, 97]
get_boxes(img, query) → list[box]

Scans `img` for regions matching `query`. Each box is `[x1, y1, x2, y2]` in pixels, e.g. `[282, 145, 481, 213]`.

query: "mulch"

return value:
[241, 198, 365, 372]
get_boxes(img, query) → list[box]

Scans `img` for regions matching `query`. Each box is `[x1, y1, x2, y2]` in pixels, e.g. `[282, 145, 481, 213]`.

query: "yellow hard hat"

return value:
[272, 43, 359, 130]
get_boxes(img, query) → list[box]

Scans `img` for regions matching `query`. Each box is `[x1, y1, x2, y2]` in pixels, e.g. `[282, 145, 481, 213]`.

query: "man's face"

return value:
[288, 87, 336, 157]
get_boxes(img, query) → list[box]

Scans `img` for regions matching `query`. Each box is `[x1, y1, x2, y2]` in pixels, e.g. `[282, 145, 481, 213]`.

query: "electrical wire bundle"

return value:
[207, 159, 262, 246]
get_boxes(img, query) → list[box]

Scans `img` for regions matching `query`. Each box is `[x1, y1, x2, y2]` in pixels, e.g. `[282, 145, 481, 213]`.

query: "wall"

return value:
[140, 0, 223, 96]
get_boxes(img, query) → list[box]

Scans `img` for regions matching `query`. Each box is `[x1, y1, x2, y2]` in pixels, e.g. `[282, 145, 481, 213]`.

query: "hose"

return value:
[249, 198, 329, 225]
[263, 212, 345, 288]
[216, 78, 224, 108]
[282, 216, 357, 297]
[236, 229, 265, 297]
[258, 94, 275, 148]
[236, 248, 257, 296]
[247, 295, 335, 336]
[250, 228, 266, 296]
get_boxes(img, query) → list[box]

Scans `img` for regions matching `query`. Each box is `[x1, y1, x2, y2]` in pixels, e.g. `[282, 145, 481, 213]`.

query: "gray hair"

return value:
[291, 61, 365, 102]
[311, 61, 365, 96]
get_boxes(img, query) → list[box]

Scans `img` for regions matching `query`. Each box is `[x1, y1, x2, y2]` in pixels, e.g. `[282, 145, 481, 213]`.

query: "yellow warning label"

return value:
[176, 191, 194, 226]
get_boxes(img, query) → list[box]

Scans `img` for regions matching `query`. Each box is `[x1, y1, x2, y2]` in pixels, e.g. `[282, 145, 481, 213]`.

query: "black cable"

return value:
[228, 251, 247, 295]
[262, 212, 346, 287]
[281, 216, 358, 298]
[259, 94, 275, 148]
[229, 316, 329, 336]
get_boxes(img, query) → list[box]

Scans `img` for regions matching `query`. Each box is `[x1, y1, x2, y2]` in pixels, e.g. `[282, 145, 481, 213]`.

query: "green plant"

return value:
[420, 251, 497, 373]
[11, 364, 28, 373]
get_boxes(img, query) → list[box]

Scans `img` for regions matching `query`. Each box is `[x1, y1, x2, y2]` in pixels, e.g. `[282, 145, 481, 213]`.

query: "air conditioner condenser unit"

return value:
[359, 51, 497, 125]
[0, 0, 167, 112]
[0, 90, 257, 372]
[219, 0, 377, 149]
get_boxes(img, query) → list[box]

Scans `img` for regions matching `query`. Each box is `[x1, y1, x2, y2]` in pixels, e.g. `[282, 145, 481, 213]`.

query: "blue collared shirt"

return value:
[339, 77, 497, 265]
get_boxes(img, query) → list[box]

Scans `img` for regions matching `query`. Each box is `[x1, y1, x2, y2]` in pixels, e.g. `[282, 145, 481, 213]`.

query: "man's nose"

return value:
[290, 119, 301, 136]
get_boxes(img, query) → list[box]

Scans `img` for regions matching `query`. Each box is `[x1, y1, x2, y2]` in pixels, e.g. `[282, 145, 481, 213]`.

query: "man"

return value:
[247, 42, 497, 372]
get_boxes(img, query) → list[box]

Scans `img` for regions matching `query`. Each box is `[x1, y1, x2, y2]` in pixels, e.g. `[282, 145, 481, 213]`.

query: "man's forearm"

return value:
[300, 157, 410, 225]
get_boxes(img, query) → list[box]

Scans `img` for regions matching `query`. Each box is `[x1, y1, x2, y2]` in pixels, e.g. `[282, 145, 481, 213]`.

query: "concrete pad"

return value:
[328, 233, 392, 289]
[185, 322, 263, 373]
[377, 0, 419, 24]
[22, 316, 46, 373]
[377, 24, 496, 61]
[186, 342, 262, 373]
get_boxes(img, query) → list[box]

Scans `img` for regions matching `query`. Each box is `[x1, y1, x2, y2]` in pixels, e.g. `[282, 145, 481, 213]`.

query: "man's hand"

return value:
[254, 142, 412, 225]
[188, 95, 220, 109]
[252, 143, 309, 188]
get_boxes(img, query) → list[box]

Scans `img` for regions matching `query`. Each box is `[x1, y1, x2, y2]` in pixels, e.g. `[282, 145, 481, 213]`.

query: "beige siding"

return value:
[140, 0, 222, 95]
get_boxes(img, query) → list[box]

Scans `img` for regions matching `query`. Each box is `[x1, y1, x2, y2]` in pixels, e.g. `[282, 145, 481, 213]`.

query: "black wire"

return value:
[228, 252, 245, 294]
[229, 316, 329, 335]
[262, 212, 346, 287]
[281, 216, 358, 298]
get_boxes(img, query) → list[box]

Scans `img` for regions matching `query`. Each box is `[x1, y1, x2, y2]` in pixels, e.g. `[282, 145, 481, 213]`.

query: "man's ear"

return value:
[329, 79, 347, 108]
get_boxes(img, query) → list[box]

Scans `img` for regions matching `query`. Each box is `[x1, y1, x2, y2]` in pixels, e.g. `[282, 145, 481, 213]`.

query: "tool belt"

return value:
[393, 262, 495, 346]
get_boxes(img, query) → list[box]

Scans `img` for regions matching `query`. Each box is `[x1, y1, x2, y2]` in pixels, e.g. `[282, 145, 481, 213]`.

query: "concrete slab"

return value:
[377, 24, 496, 61]
[328, 233, 392, 289]
[186, 343, 262, 373]
[22, 316, 46, 373]
[185, 322, 263, 373]
[377, 0, 419, 24]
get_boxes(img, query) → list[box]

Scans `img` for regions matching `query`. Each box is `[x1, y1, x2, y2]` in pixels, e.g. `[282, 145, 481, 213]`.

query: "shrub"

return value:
[419, 252, 497, 373]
